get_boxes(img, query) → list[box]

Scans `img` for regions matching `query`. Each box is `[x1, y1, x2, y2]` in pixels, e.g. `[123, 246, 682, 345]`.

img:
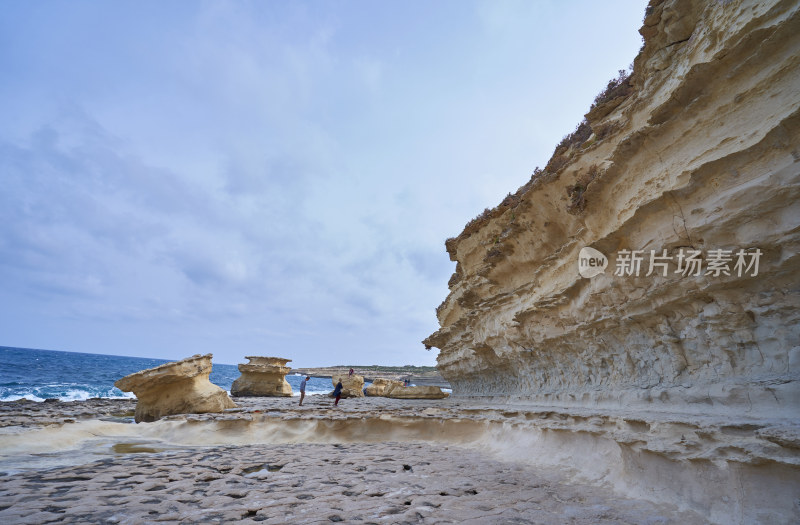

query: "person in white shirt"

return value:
[299, 376, 310, 406]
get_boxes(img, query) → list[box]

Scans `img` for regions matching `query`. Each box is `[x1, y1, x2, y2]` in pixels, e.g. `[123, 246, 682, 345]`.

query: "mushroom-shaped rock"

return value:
[230, 356, 293, 397]
[384, 384, 449, 399]
[114, 354, 237, 423]
[332, 374, 365, 398]
[364, 377, 404, 396]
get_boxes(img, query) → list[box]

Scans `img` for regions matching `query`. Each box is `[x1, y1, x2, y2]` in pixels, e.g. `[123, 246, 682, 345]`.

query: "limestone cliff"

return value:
[425, 0, 800, 418]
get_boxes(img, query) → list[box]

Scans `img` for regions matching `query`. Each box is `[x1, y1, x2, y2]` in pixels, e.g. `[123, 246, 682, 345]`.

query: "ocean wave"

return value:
[292, 389, 333, 396]
[1, 384, 337, 403]
[0, 393, 48, 403]
[0, 385, 136, 402]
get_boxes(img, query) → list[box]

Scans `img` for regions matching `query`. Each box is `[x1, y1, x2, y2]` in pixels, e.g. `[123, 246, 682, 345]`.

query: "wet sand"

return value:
[0, 397, 706, 524]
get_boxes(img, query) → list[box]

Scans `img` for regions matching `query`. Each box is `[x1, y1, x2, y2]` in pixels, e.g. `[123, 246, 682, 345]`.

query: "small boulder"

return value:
[332, 375, 365, 398]
[384, 384, 449, 399]
[365, 378, 404, 396]
[231, 356, 293, 397]
[114, 354, 237, 423]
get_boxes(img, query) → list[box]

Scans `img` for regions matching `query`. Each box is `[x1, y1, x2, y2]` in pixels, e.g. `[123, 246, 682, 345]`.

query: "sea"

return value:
[0, 346, 336, 402]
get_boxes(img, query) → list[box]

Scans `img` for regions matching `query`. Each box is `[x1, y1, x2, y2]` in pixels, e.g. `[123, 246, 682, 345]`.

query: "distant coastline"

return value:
[291, 365, 450, 388]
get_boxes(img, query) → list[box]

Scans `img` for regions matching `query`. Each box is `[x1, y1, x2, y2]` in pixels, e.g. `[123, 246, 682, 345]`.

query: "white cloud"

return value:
[0, 0, 647, 366]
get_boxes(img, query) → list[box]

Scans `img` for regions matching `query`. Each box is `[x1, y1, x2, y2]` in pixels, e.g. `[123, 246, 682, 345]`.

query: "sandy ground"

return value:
[0, 397, 705, 524]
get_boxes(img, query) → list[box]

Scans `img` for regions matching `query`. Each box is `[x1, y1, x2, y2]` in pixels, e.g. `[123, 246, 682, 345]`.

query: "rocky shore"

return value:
[2, 1, 798, 524]
[2, 397, 797, 523]
[1, 442, 705, 525]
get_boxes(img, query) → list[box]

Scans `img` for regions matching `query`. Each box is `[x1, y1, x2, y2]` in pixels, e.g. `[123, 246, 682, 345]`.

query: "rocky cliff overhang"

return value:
[425, 0, 800, 418]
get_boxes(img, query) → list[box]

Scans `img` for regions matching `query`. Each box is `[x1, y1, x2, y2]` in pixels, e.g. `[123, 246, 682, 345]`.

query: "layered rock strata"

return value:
[114, 354, 236, 423]
[424, 0, 800, 418]
[230, 356, 293, 397]
[332, 375, 365, 398]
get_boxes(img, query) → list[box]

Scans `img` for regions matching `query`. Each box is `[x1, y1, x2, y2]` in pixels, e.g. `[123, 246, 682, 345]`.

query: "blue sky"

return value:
[0, 1, 646, 366]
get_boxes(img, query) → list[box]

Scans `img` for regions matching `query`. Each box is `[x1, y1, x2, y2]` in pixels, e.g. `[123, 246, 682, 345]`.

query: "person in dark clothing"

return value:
[333, 380, 343, 406]
[299, 375, 310, 406]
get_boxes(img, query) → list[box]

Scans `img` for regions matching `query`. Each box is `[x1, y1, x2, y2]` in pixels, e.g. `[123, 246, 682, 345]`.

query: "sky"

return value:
[0, 0, 647, 367]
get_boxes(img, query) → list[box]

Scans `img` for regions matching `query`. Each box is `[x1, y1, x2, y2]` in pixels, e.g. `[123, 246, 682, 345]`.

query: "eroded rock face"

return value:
[365, 378, 404, 396]
[230, 356, 293, 397]
[332, 375, 365, 398]
[425, 0, 800, 419]
[114, 354, 237, 423]
[384, 384, 450, 400]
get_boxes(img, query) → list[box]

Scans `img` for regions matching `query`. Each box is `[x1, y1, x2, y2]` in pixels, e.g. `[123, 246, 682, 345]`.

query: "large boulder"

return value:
[114, 354, 237, 423]
[384, 384, 449, 399]
[332, 374, 365, 398]
[364, 377, 404, 396]
[230, 356, 293, 397]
